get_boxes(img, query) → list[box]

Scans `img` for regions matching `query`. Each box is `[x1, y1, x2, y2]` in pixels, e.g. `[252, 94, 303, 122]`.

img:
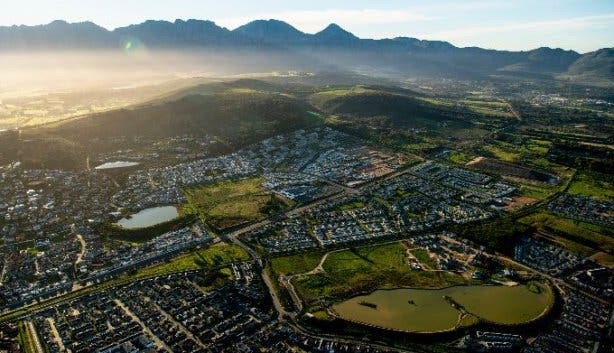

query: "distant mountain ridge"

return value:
[0, 19, 611, 84]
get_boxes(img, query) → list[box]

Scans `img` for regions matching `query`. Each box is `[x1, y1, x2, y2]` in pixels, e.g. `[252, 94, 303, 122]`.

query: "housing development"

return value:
[0, 7, 613, 353]
[1, 120, 612, 353]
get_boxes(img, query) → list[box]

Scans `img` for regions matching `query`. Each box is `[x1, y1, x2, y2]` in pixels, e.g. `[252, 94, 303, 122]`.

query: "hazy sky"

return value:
[2, 0, 613, 52]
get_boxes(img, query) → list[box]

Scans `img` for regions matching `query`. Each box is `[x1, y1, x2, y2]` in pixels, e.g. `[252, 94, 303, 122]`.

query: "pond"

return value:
[331, 283, 553, 333]
[116, 206, 179, 229]
[94, 161, 140, 170]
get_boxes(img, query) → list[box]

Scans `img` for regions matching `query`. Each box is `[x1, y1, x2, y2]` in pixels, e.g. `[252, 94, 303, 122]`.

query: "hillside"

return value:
[48, 90, 318, 144]
[498, 47, 581, 75]
[310, 87, 448, 122]
[4, 81, 322, 169]
[561, 48, 614, 86]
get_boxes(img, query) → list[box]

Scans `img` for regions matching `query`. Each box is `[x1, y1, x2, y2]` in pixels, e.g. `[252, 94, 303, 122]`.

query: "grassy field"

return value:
[184, 177, 293, 231]
[519, 212, 614, 253]
[338, 201, 367, 211]
[270, 251, 325, 277]
[448, 151, 474, 165]
[131, 243, 249, 279]
[410, 248, 437, 269]
[309, 87, 375, 107]
[483, 144, 521, 162]
[568, 172, 614, 201]
[461, 100, 515, 118]
[292, 243, 469, 304]
[517, 183, 558, 200]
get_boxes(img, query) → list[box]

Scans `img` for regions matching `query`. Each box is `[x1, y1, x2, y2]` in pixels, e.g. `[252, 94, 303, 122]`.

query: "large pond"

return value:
[332, 284, 553, 333]
[116, 206, 179, 229]
[94, 161, 140, 170]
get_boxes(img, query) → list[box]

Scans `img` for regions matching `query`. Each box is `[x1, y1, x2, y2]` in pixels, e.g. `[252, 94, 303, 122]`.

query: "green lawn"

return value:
[292, 243, 469, 304]
[184, 177, 293, 231]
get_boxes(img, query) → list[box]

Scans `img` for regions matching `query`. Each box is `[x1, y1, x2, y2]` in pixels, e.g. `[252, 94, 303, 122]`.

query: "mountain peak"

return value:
[315, 23, 357, 40]
[233, 19, 306, 42]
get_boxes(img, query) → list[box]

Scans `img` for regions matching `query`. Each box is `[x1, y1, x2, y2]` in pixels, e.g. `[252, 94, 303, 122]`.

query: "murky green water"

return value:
[332, 284, 552, 333]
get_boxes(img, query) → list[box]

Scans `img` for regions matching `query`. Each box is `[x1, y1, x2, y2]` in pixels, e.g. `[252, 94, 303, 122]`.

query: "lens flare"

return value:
[122, 37, 146, 54]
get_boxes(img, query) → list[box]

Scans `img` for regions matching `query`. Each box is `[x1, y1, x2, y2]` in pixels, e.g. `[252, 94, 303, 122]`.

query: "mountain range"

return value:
[1, 19, 612, 84]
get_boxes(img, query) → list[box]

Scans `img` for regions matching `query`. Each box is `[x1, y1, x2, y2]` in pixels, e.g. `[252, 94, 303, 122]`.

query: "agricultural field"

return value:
[466, 157, 557, 184]
[291, 243, 469, 305]
[184, 177, 293, 231]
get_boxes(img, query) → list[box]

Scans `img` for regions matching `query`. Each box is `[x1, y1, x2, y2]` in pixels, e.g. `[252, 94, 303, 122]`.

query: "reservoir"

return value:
[331, 283, 553, 333]
[95, 161, 140, 170]
[116, 206, 179, 229]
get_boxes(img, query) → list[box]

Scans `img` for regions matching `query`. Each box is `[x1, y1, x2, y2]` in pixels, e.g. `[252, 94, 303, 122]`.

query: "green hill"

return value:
[310, 87, 458, 124]
[7, 80, 322, 169]
[560, 48, 614, 86]
[49, 90, 317, 145]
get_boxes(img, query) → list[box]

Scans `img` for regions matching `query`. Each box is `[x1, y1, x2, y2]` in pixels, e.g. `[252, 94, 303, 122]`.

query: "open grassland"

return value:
[309, 86, 377, 108]
[131, 243, 249, 279]
[184, 177, 293, 231]
[410, 249, 437, 269]
[589, 252, 614, 267]
[483, 144, 520, 162]
[270, 252, 325, 277]
[481, 139, 552, 165]
[461, 100, 515, 118]
[292, 243, 470, 305]
[519, 212, 614, 253]
[517, 183, 558, 200]
[415, 96, 455, 107]
[568, 172, 614, 201]
[448, 151, 474, 165]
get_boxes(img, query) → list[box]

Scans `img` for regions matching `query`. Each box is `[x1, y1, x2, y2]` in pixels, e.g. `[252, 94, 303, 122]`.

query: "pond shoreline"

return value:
[329, 282, 555, 334]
